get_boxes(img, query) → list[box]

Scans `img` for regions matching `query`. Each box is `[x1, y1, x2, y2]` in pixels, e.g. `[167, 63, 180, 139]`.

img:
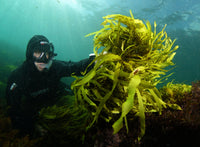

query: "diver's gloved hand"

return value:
[89, 51, 108, 57]
[89, 51, 108, 65]
[89, 53, 96, 57]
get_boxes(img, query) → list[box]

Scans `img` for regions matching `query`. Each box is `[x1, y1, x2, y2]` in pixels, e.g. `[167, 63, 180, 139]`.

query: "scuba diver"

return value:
[5, 35, 95, 137]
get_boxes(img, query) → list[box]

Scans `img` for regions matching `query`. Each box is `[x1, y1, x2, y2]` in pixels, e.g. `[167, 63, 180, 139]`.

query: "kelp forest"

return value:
[0, 11, 200, 147]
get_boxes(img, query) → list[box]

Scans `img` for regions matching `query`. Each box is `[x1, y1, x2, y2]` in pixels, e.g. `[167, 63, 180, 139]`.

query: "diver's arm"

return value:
[54, 54, 95, 77]
[6, 72, 24, 128]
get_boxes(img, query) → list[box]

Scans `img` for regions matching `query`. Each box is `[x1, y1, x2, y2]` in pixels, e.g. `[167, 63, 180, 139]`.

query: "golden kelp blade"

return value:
[112, 75, 141, 134]
[72, 10, 179, 140]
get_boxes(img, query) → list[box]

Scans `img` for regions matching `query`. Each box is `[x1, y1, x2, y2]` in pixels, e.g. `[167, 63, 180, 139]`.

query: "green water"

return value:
[0, 0, 200, 98]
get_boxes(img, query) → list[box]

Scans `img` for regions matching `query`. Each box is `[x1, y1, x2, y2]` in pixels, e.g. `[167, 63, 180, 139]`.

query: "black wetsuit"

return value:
[6, 57, 94, 135]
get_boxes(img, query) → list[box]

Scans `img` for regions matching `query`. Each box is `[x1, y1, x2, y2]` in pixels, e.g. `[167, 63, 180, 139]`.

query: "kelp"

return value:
[142, 81, 200, 146]
[38, 102, 91, 145]
[160, 81, 192, 104]
[71, 10, 179, 140]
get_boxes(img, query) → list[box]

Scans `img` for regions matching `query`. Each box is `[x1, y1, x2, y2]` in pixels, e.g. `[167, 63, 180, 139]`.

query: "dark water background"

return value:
[0, 0, 199, 98]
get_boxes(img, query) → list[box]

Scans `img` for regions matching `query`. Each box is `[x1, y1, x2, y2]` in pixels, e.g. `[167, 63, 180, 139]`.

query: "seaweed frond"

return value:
[72, 10, 179, 140]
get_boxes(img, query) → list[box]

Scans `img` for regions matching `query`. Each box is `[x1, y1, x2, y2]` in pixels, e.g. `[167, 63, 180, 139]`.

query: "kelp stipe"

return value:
[71, 10, 180, 140]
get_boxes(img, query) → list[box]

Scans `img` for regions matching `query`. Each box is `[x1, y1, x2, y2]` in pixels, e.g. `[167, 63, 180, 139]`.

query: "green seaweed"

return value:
[160, 81, 192, 104]
[72, 10, 179, 140]
[38, 99, 91, 145]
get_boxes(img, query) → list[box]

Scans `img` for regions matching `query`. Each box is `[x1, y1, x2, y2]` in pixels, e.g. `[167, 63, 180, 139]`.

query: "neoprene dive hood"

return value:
[26, 35, 57, 63]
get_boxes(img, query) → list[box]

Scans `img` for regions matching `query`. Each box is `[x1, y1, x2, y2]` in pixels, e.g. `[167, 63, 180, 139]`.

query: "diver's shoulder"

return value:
[9, 62, 28, 77]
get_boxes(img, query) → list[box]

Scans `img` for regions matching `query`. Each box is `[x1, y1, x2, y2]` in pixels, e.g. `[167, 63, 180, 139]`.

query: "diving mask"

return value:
[32, 41, 57, 63]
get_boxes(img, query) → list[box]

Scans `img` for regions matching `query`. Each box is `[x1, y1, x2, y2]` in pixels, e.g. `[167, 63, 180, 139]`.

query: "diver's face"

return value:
[34, 62, 46, 72]
[33, 52, 50, 72]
